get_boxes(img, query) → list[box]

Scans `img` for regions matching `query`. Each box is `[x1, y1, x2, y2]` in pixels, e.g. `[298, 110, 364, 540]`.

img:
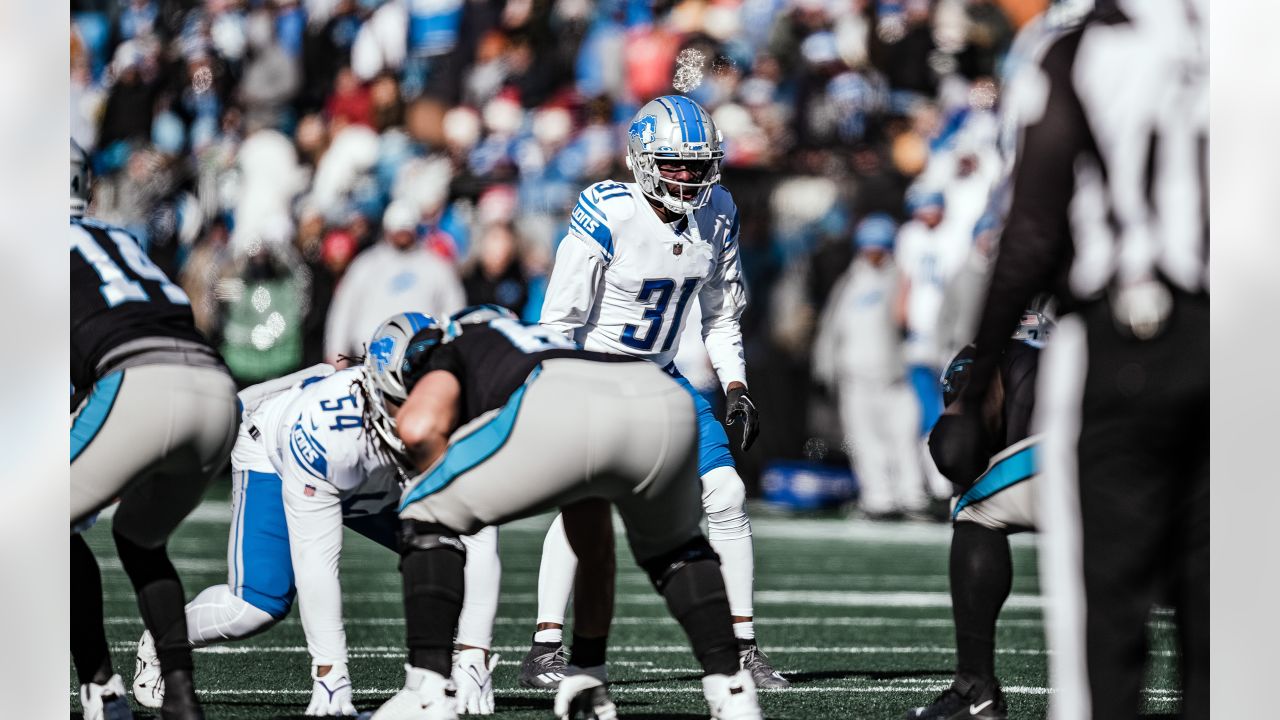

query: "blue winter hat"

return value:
[854, 212, 898, 250]
[905, 189, 945, 214]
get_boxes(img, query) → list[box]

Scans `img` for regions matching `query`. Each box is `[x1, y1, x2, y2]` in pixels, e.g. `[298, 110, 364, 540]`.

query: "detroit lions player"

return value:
[72, 139, 238, 720]
[520, 94, 787, 691]
[131, 312, 503, 716]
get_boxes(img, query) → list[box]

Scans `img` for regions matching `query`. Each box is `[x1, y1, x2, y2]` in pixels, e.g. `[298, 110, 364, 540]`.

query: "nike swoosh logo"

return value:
[971, 700, 994, 714]
[465, 666, 490, 690]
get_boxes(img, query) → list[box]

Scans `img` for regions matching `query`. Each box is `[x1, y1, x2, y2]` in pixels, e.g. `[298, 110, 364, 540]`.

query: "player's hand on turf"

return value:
[306, 663, 358, 717]
[725, 384, 759, 452]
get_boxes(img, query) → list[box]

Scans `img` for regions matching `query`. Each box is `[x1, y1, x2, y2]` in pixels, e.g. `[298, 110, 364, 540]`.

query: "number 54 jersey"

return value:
[246, 367, 401, 510]
[540, 181, 748, 392]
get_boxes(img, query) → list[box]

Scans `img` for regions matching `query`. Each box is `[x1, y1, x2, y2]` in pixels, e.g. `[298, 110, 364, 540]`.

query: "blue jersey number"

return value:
[319, 394, 360, 431]
[620, 277, 699, 352]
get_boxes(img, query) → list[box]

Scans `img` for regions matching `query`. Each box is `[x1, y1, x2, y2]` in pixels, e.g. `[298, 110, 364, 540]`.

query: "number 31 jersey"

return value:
[71, 217, 210, 390]
[540, 181, 748, 391]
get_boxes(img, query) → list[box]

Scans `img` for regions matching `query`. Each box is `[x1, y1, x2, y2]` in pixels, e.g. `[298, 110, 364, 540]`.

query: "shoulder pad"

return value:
[568, 182, 635, 261]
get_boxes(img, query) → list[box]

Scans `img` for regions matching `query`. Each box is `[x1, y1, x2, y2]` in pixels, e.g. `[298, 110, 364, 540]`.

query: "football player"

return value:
[368, 313, 763, 720]
[131, 312, 503, 717]
[519, 94, 787, 691]
[72, 139, 239, 720]
[905, 306, 1053, 720]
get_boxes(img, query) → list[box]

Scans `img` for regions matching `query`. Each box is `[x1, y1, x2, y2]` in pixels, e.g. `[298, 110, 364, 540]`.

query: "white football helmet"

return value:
[364, 311, 444, 455]
[625, 95, 724, 214]
[72, 139, 91, 217]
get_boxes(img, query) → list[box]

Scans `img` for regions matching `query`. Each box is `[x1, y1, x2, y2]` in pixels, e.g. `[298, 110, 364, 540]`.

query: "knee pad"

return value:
[639, 535, 720, 593]
[398, 520, 467, 559]
[702, 468, 750, 539]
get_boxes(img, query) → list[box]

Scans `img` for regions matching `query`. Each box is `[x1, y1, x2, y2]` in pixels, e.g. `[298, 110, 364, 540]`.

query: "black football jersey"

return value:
[999, 340, 1039, 448]
[71, 217, 211, 390]
[404, 318, 638, 426]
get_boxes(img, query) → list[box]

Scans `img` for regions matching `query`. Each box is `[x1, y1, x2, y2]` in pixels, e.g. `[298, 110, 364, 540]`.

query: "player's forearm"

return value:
[703, 327, 748, 392]
[282, 487, 349, 665]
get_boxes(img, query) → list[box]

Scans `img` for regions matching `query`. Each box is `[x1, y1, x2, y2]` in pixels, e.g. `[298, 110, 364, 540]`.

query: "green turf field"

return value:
[72, 495, 1182, 719]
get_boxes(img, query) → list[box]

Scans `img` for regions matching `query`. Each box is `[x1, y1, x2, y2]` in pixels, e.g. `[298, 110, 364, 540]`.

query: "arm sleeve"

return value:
[539, 234, 607, 342]
[963, 30, 1086, 405]
[699, 208, 748, 391]
[279, 424, 349, 666]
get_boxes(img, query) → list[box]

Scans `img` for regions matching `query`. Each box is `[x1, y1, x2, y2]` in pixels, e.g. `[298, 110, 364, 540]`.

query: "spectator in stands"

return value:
[461, 221, 528, 315]
[323, 200, 465, 364]
[814, 214, 925, 520]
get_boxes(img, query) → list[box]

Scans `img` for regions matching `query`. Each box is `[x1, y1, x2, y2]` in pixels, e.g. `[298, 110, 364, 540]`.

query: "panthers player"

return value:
[71, 139, 239, 720]
[905, 306, 1053, 720]
[369, 314, 762, 720]
[520, 94, 787, 691]
[131, 312, 503, 717]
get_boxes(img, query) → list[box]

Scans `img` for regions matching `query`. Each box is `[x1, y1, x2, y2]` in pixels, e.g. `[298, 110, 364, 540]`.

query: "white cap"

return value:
[382, 200, 419, 233]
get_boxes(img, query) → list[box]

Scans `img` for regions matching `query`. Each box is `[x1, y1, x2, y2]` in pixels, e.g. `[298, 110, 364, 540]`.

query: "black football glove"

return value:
[725, 386, 760, 452]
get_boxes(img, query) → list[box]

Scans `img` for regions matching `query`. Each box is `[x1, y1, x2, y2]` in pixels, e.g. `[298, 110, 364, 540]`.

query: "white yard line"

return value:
[116, 501, 1035, 546]
[106, 642, 1178, 659]
[103, 615, 1054, 628]
[69, 685, 1179, 697]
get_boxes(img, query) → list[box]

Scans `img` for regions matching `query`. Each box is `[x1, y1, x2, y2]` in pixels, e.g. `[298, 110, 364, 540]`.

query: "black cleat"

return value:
[158, 668, 206, 720]
[905, 677, 1007, 720]
[518, 639, 569, 689]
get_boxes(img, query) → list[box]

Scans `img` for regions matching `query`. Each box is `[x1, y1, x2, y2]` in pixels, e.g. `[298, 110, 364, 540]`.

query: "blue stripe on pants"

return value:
[235, 470, 296, 618]
[70, 371, 124, 462]
[667, 370, 735, 476]
[953, 444, 1037, 519]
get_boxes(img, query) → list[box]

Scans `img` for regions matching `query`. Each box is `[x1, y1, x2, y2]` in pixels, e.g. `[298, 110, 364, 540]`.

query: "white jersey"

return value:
[238, 365, 402, 664]
[540, 180, 747, 391]
[249, 367, 401, 506]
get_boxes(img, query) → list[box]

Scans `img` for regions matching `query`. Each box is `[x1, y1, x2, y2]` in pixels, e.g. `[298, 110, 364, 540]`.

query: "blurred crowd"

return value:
[71, 0, 1036, 505]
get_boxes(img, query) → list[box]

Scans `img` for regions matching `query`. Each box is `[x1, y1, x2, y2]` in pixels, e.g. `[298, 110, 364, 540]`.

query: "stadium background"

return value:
[68, 0, 1183, 717]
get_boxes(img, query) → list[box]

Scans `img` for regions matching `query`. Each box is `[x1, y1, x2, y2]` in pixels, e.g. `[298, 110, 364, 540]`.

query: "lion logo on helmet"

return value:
[629, 115, 657, 149]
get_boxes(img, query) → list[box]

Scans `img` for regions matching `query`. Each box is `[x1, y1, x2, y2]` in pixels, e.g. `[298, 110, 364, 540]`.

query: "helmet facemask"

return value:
[628, 153, 722, 215]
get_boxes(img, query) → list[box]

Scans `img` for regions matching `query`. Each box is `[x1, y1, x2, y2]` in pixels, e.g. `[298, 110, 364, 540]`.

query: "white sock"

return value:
[457, 526, 501, 650]
[732, 620, 755, 642]
[533, 628, 563, 644]
[702, 467, 756, 618]
[535, 514, 577, 627]
[185, 584, 278, 647]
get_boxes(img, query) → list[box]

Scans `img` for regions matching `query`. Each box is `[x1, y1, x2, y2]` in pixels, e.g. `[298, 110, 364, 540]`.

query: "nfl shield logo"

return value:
[673, 243, 683, 256]
[304, 485, 316, 497]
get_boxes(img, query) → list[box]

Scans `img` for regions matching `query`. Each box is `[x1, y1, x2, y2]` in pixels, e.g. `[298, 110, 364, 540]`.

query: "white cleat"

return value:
[703, 669, 763, 720]
[553, 666, 616, 720]
[452, 649, 499, 715]
[306, 662, 358, 716]
[131, 631, 164, 709]
[370, 664, 459, 720]
[80, 673, 135, 720]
